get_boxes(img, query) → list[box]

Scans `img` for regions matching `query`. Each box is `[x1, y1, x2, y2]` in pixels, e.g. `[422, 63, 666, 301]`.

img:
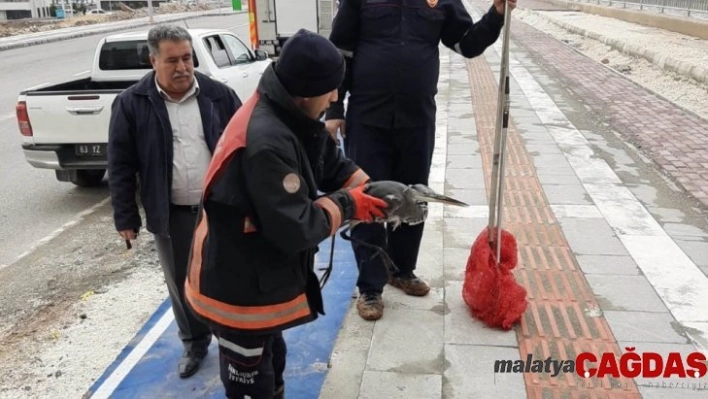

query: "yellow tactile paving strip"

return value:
[466, 56, 641, 398]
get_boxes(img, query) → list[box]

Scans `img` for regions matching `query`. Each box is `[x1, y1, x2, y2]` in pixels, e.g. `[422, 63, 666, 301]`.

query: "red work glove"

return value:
[347, 185, 388, 222]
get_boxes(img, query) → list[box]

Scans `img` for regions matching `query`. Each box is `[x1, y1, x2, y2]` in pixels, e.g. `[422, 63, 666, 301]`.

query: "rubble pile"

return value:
[0, 3, 215, 38]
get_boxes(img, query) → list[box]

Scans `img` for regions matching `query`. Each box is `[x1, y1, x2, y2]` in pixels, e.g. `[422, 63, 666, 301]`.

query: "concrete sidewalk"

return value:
[0, 7, 243, 51]
[319, 2, 708, 398]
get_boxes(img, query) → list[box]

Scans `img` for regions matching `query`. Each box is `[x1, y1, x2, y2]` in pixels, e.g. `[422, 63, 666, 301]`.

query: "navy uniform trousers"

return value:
[343, 120, 435, 294]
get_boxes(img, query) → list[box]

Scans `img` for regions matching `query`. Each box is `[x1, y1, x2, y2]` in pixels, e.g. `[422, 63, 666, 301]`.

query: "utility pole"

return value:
[148, 0, 154, 24]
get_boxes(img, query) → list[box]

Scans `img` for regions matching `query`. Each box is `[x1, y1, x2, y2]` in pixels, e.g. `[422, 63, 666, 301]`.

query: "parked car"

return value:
[15, 28, 270, 187]
[87, 9, 114, 16]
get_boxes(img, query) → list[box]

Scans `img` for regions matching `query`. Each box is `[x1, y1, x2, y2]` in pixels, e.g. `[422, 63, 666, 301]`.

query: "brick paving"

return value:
[477, 0, 708, 207]
[467, 51, 641, 398]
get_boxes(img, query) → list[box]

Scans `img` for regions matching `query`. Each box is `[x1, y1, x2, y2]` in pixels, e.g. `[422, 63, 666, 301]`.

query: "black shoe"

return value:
[178, 348, 208, 378]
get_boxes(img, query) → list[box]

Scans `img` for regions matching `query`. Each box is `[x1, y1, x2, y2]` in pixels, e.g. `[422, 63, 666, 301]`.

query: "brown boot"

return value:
[357, 292, 384, 321]
[388, 273, 430, 296]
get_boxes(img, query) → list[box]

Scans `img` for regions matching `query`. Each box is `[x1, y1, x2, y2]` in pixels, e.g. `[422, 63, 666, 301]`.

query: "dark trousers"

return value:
[344, 121, 435, 294]
[214, 329, 286, 398]
[154, 206, 212, 351]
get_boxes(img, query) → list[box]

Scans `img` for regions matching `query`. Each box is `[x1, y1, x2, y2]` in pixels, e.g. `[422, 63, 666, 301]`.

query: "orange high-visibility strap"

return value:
[342, 168, 369, 188]
[314, 197, 342, 236]
[189, 211, 209, 290]
[186, 282, 312, 330]
[202, 92, 260, 199]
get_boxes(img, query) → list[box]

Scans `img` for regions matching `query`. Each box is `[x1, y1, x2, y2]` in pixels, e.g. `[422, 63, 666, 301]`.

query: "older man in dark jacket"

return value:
[107, 25, 241, 379]
[185, 29, 387, 399]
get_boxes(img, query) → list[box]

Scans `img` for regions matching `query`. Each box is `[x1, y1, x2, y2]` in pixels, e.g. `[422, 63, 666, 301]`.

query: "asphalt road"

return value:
[0, 13, 250, 267]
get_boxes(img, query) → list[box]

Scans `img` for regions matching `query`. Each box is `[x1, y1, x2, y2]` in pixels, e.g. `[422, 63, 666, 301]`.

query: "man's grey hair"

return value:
[147, 25, 193, 56]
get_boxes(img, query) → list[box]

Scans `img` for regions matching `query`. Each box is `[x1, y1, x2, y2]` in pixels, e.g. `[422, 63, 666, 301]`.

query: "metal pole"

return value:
[487, 0, 512, 265]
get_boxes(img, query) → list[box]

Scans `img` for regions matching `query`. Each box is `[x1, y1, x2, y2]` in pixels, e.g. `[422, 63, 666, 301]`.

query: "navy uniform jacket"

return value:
[325, 0, 505, 128]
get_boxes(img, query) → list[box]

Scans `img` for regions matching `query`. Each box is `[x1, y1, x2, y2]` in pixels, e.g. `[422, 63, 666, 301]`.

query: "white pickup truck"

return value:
[16, 28, 271, 187]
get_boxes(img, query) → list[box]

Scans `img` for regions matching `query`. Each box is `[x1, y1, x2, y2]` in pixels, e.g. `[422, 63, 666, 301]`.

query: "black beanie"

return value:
[275, 29, 345, 98]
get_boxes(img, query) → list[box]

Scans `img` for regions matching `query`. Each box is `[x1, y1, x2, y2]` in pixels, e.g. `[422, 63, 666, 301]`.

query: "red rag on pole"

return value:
[462, 227, 527, 331]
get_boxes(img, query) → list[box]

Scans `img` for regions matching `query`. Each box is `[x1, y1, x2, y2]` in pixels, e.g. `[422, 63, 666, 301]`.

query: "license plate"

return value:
[75, 144, 105, 156]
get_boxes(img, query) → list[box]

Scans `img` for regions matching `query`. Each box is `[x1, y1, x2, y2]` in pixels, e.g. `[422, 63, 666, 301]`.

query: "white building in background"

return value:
[0, 0, 53, 20]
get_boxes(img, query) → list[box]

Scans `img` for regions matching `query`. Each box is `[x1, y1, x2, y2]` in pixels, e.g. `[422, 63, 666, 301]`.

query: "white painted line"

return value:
[620, 236, 708, 322]
[482, 24, 708, 355]
[226, 23, 249, 29]
[1, 197, 111, 272]
[89, 309, 174, 399]
[24, 82, 50, 91]
[444, 205, 489, 219]
[550, 205, 604, 219]
[0, 113, 15, 124]
[73, 70, 91, 76]
[427, 52, 450, 219]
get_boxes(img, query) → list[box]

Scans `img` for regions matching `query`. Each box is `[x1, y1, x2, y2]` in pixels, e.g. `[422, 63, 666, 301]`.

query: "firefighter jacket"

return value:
[184, 64, 369, 335]
[326, 0, 505, 128]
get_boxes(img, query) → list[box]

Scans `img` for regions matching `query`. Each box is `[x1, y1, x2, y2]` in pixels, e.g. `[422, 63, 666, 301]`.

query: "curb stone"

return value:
[523, 8, 708, 86]
[0, 10, 246, 52]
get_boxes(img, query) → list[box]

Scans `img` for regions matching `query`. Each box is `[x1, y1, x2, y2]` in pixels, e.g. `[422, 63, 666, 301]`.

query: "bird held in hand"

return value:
[361, 180, 469, 230]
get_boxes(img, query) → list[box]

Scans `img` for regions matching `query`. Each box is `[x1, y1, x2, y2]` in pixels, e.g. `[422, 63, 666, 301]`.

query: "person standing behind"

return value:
[325, 0, 517, 321]
[107, 24, 242, 378]
[184, 29, 387, 399]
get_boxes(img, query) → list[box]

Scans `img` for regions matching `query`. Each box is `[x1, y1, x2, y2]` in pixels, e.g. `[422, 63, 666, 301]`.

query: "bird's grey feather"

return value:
[362, 180, 468, 230]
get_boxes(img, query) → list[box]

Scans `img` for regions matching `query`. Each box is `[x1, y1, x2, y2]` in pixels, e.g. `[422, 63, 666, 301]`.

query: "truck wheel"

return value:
[71, 169, 106, 187]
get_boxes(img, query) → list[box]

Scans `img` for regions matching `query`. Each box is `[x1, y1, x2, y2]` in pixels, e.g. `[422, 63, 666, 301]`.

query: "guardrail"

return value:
[572, 0, 708, 17]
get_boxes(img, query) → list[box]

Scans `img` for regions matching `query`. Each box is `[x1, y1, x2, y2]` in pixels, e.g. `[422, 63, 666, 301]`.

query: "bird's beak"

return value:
[416, 193, 469, 207]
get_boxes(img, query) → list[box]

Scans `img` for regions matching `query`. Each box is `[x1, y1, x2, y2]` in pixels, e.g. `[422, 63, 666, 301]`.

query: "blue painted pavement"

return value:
[85, 235, 357, 399]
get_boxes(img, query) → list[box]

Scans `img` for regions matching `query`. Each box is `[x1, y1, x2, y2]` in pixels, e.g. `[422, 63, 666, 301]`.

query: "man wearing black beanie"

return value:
[184, 28, 387, 399]
[275, 29, 346, 102]
[325, 0, 517, 321]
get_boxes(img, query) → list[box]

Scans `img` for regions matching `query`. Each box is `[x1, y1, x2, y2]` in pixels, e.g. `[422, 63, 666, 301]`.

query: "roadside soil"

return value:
[0, 202, 167, 398]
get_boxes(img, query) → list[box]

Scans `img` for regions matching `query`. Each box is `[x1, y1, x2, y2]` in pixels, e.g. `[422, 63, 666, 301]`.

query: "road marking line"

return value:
[89, 309, 174, 399]
[1, 196, 111, 272]
[0, 113, 15, 123]
[24, 82, 50, 91]
[73, 70, 91, 76]
[226, 22, 249, 29]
